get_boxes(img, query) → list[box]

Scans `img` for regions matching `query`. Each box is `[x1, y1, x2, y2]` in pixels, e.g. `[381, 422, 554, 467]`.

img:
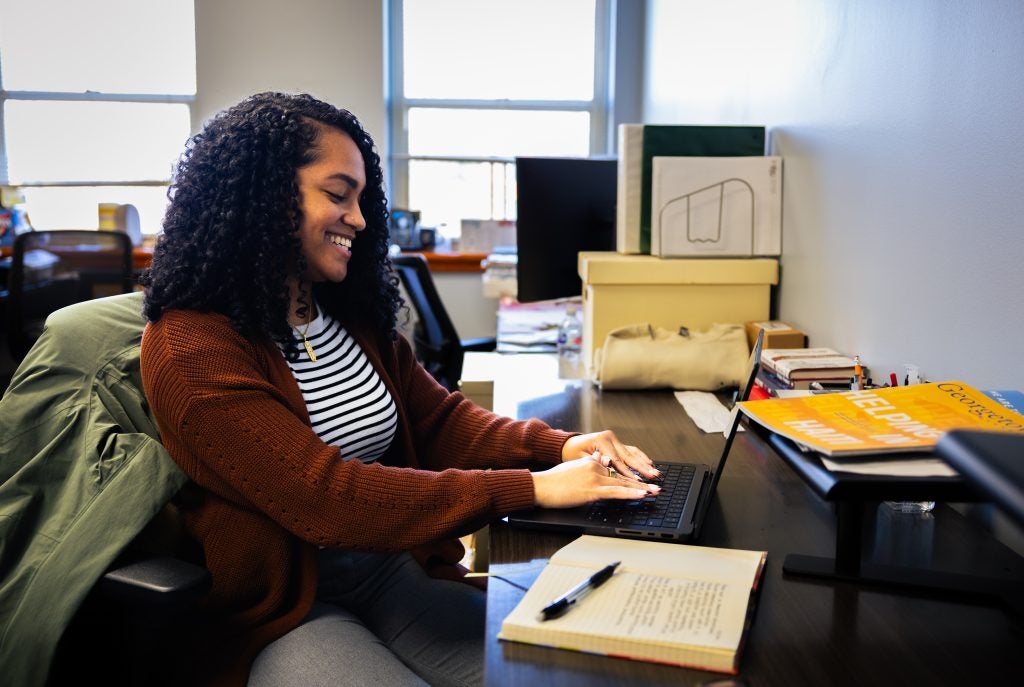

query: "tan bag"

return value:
[596, 323, 750, 390]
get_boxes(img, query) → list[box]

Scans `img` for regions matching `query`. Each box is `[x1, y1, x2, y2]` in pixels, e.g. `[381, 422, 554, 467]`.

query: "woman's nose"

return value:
[345, 205, 366, 231]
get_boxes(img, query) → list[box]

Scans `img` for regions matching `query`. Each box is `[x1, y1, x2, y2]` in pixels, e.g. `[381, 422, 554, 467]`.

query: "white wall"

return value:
[193, 0, 386, 146]
[645, 0, 1024, 389]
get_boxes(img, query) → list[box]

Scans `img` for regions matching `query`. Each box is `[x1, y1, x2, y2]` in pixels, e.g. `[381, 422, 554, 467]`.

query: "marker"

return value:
[538, 561, 620, 621]
[853, 356, 864, 390]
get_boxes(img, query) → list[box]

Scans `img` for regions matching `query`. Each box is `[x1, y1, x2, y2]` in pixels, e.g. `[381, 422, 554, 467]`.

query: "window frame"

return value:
[386, 0, 617, 224]
[0, 6, 195, 235]
[0, 89, 194, 188]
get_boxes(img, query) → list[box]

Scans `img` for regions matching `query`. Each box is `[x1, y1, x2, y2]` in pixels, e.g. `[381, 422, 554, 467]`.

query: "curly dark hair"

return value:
[141, 91, 400, 359]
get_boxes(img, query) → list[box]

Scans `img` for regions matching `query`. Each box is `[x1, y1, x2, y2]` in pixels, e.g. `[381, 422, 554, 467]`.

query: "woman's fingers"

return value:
[533, 454, 659, 508]
[603, 445, 659, 481]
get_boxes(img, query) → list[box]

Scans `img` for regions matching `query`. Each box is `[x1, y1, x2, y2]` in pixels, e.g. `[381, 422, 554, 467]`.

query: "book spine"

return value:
[756, 369, 794, 394]
[616, 124, 644, 254]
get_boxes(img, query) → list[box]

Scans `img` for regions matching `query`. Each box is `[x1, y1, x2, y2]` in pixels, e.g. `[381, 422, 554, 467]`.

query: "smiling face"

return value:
[293, 126, 367, 287]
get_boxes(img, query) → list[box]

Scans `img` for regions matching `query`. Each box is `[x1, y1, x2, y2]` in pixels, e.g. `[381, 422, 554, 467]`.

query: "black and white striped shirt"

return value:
[283, 307, 398, 463]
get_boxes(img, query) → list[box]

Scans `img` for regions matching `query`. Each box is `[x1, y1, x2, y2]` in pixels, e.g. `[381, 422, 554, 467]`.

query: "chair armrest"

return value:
[461, 336, 498, 352]
[98, 555, 210, 608]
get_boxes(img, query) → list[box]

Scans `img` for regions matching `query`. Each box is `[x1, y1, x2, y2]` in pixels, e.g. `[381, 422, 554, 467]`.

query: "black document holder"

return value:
[752, 422, 1024, 613]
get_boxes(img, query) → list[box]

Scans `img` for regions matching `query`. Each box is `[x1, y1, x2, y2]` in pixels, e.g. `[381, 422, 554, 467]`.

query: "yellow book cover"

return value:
[498, 535, 766, 674]
[737, 381, 1024, 456]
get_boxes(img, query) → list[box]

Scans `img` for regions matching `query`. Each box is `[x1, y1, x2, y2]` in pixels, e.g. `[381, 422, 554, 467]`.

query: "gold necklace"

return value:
[298, 309, 317, 362]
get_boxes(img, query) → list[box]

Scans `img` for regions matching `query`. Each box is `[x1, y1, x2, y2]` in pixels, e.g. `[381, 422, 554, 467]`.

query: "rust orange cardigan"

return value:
[140, 309, 569, 685]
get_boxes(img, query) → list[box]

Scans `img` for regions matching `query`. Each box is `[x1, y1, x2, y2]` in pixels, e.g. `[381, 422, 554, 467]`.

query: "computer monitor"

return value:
[514, 156, 617, 302]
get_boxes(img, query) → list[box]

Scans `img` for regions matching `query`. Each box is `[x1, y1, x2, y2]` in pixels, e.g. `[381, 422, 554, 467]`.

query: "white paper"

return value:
[674, 391, 741, 435]
[820, 456, 958, 477]
[651, 156, 782, 257]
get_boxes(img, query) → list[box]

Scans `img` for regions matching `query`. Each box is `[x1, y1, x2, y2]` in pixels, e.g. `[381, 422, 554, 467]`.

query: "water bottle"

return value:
[556, 304, 582, 357]
[0, 207, 13, 248]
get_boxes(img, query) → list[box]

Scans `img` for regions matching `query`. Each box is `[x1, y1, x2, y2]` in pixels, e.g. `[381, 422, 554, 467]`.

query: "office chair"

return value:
[6, 229, 134, 363]
[391, 253, 497, 391]
[0, 292, 209, 686]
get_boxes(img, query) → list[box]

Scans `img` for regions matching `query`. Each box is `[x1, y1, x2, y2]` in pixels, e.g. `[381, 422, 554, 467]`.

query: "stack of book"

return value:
[756, 347, 858, 395]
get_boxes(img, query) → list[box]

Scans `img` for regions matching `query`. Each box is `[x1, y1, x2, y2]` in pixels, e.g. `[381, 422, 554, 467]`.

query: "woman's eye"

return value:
[327, 191, 346, 203]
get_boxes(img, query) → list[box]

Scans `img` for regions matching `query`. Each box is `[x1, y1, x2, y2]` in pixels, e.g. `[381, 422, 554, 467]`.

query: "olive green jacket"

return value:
[0, 292, 186, 686]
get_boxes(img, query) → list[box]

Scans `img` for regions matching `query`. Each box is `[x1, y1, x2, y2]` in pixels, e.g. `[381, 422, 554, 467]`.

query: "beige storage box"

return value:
[578, 252, 779, 377]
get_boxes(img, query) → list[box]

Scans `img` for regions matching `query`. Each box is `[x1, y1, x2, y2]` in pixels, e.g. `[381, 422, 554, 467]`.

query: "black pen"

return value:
[538, 561, 621, 621]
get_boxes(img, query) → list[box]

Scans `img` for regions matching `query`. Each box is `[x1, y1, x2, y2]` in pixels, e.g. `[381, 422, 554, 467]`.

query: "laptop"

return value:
[507, 329, 764, 543]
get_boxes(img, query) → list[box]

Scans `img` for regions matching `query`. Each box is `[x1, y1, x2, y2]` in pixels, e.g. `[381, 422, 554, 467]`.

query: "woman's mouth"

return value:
[327, 234, 352, 249]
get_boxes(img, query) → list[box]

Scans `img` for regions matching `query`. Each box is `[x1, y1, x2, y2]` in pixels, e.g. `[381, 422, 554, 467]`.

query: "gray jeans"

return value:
[248, 549, 485, 687]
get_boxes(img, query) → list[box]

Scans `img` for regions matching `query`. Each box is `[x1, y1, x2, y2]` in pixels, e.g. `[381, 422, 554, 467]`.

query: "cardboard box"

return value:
[578, 252, 779, 377]
[745, 321, 806, 350]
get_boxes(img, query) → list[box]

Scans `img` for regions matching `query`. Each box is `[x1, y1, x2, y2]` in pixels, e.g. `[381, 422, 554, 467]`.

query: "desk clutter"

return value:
[484, 349, 1024, 686]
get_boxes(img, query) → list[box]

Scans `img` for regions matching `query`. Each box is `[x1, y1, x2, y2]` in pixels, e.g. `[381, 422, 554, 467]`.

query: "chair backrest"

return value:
[391, 253, 464, 390]
[6, 229, 134, 362]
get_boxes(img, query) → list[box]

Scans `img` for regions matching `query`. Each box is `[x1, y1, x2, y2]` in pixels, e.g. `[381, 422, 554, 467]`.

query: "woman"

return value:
[140, 92, 660, 687]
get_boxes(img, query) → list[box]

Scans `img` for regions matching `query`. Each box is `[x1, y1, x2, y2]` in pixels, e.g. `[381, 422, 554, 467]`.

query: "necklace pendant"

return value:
[303, 337, 317, 362]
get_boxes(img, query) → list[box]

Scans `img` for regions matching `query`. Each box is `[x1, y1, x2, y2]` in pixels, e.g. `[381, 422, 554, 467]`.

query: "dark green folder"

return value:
[637, 125, 765, 253]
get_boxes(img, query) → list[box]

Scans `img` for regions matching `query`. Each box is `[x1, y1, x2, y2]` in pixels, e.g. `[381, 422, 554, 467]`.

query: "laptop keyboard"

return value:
[584, 462, 696, 530]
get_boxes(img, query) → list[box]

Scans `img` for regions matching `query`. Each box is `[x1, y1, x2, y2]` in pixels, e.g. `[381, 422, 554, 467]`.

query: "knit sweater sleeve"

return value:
[385, 331, 571, 473]
[141, 311, 557, 551]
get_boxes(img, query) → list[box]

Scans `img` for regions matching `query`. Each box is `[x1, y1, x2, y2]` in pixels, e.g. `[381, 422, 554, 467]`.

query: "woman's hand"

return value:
[532, 451, 661, 509]
[561, 430, 660, 482]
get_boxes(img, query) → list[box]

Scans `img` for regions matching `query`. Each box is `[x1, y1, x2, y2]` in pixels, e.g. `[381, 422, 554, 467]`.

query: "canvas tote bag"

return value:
[596, 323, 749, 390]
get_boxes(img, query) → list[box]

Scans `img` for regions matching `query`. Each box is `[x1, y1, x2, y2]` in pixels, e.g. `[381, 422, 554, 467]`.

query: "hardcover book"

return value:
[760, 347, 857, 383]
[499, 534, 767, 674]
[737, 380, 1024, 456]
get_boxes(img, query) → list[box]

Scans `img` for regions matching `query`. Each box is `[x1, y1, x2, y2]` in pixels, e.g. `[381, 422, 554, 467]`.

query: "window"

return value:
[0, 0, 196, 235]
[388, 0, 615, 241]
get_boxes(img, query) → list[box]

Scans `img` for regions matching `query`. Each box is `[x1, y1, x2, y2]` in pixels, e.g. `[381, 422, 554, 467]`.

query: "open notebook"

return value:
[508, 328, 764, 543]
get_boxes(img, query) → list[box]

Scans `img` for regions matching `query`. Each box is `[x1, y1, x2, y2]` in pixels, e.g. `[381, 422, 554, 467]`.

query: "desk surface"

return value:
[479, 354, 1024, 687]
[3, 243, 483, 273]
[1, 243, 153, 271]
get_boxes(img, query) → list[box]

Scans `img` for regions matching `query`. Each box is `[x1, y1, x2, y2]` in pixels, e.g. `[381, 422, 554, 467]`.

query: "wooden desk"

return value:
[482, 356, 1024, 686]
[3, 243, 476, 274]
[131, 245, 153, 271]
[2, 244, 153, 272]
[138, 247, 480, 274]
[403, 249, 487, 273]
